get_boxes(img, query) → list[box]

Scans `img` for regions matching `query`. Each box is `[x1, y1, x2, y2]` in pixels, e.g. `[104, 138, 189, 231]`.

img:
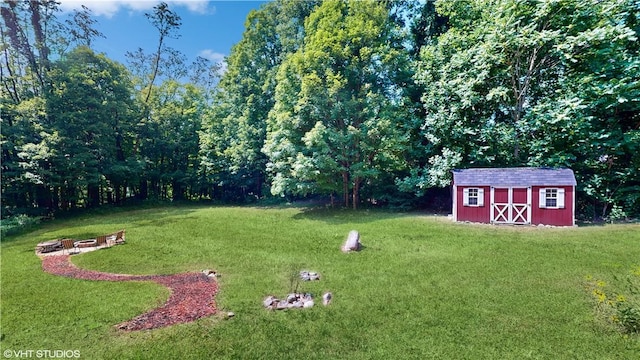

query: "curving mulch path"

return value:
[41, 255, 218, 331]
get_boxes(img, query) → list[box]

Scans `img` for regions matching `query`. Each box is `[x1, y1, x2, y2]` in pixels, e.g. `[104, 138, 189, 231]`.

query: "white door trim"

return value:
[491, 187, 531, 224]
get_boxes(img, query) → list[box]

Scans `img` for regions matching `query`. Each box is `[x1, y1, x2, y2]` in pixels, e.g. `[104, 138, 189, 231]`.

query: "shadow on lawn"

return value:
[1, 206, 199, 245]
[130, 214, 200, 228]
[291, 206, 413, 225]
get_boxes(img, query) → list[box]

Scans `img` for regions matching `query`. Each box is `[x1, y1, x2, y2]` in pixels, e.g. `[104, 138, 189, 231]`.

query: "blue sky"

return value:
[58, 1, 267, 67]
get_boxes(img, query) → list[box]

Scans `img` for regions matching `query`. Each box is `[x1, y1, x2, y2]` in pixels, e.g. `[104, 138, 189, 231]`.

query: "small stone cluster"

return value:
[263, 270, 332, 310]
[263, 293, 315, 310]
[299, 270, 320, 281]
[263, 292, 332, 310]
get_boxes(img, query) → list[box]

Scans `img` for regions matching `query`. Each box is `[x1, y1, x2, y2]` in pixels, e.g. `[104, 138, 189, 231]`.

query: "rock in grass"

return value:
[322, 292, 332, 306]
[263, 296, 277, 309]
[300, 270, 320, 281]
[276, 301, 288, 310]
[202, 269, 219, 278]
[300, 271, 310, 281]
[341, 230, 361, 252]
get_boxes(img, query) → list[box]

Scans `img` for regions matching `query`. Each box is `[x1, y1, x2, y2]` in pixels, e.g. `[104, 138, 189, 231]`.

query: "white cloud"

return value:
[198, 49, 225, 63]
[58, 1, 213, 18]
[172, 0, 211, 14]
[198, 49, 227, 73]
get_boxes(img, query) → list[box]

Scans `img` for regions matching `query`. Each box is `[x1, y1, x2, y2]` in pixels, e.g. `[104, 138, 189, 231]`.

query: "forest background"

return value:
[2, 0, 639, 224]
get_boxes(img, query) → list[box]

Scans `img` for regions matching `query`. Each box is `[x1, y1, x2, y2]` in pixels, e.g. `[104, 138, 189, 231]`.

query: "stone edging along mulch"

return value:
[41, 255, 218, 331]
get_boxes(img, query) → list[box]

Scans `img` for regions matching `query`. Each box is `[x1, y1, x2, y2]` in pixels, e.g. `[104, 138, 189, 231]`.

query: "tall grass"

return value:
[1, 205, 639, 359]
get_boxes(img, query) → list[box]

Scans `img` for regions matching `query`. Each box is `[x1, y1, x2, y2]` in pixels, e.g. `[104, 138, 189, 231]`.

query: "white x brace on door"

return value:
[490, 187, 531, 224]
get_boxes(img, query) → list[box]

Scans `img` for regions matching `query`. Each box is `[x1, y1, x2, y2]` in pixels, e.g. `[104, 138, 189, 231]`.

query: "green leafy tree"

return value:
[408, 0, 639, 218]
[2, 97, 55, 212]
[1, 0, 87, 214]
[200, 0, 320, 201]
[525, 0, 640, 218]
[263, 0, 410, 208]
[141, 80, 204, 201]
[0, 0, 59, 92]
[125, 1, 186, 200]
[44, 46, 138, 208]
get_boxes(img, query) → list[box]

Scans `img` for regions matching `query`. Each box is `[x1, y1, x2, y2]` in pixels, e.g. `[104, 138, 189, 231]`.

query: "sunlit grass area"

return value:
[1, 205, 639, 359]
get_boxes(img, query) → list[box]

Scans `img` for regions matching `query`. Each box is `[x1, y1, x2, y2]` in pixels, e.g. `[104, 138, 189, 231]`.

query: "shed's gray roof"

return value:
[452, 167, 576, 186]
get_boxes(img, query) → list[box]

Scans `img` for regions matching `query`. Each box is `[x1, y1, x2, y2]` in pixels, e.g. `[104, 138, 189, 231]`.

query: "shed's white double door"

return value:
[490, 187, 531, 224]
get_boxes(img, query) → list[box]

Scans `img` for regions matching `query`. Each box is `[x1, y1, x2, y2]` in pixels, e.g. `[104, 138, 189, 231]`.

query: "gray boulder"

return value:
[341, 230, 361, 252]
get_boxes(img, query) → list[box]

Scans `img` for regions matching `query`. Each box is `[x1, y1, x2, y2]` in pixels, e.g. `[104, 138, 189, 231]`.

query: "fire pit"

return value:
[74, 239, 97, 248]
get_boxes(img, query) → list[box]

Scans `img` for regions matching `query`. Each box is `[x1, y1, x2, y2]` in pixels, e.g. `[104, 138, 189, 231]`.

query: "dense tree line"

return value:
[2, 0, 639, 220]
[1, 1, 216, 215]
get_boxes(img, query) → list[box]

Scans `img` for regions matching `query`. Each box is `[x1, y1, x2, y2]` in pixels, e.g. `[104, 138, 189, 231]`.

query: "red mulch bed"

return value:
[42, 255, 218, 331]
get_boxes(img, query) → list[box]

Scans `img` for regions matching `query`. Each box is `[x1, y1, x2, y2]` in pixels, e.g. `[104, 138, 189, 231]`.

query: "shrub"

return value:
[586, 267, 640, 334]
[606, 205, 628, 223]
[0, 214, 41, 238]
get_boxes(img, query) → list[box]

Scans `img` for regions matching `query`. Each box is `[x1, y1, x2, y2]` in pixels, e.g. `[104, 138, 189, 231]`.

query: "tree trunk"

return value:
[115, 183, 122, 203]
[342, 171, 350, 208]
[138, 179, 148, 200]
[352, 177, 360, 210]
[28, 1, 50, 73]
[87, 183, 99, 208]
[255, 171, 263, 198]
[35, 185, 51, 210]
[1, 2, 43, 90]
[172, 179, 183, 201]
[52, 186, 59, 212]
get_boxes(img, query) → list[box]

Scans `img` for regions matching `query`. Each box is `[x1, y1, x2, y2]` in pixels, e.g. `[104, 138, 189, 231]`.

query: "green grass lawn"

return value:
[1, 205, 639, 359]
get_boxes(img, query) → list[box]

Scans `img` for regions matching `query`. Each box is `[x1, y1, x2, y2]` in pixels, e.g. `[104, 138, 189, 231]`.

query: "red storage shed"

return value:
[452, 168, 577, 226]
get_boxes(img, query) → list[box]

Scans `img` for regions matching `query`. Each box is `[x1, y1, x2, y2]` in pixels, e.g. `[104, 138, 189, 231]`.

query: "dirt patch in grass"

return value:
[42, 255, 218, 331]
